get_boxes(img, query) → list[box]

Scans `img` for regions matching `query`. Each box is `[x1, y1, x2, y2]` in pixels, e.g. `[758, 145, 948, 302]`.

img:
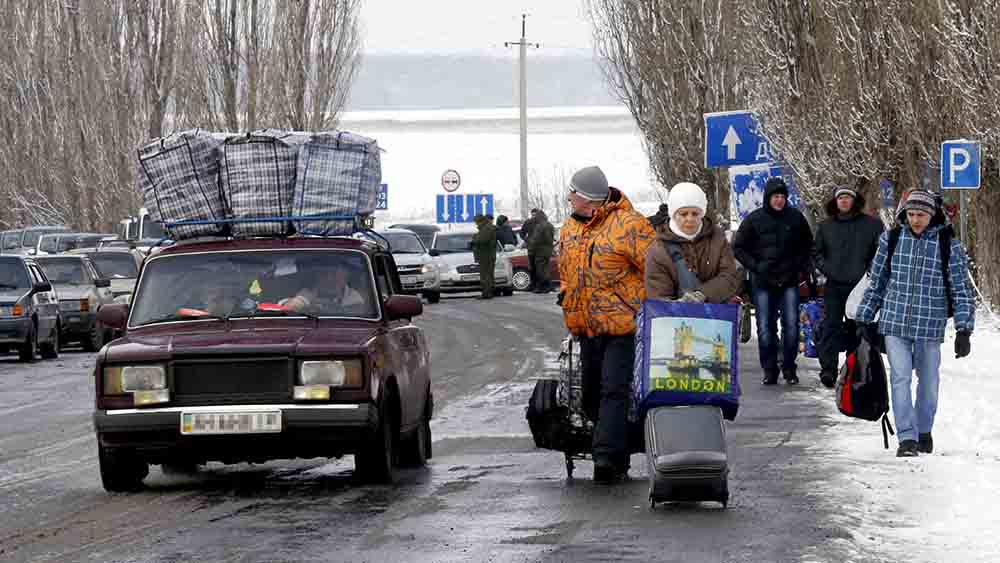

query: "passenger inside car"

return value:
[280, 261, 373, 317]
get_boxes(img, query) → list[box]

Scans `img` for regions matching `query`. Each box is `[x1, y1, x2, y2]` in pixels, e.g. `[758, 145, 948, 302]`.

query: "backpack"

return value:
[836, 333, 895, 448]
[885, 225, 954, 317]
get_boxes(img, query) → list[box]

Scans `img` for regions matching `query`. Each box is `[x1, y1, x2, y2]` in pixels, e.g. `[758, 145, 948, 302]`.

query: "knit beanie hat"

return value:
[667, 182, 708, 215]
[902, 189, 938, 216]
[834, 186, 857, 199]
[569, 166, 610, 201]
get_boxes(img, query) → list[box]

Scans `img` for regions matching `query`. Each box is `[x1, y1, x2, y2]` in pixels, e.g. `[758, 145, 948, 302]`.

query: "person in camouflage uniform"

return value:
[472, 214, 497, 299]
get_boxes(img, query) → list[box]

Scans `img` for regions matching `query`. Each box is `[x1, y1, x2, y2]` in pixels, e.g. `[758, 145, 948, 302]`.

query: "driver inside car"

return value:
[280, 261, 370, 315]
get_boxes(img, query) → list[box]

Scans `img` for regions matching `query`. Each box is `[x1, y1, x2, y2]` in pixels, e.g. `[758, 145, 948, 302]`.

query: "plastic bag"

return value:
[844, 274, 870, 320]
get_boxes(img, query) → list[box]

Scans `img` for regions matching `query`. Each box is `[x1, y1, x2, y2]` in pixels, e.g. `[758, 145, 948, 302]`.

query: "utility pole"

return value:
[506, 14, 539, 219]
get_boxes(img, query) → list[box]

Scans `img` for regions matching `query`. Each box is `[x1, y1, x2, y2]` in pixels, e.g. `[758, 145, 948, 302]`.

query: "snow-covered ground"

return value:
[806, 310, 1000, 563]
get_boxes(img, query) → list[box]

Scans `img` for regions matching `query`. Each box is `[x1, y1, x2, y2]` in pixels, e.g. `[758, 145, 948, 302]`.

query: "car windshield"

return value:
[59, 235, 104, 252]
[380, 232, 425, 254]
[23, 228, 66, 247]
[3, 232, 22, 250]
[0, 258, 31, 290]
[89, 254, 138, 279]
[129, 250, 379, 326]
[433, 233, 474, 253]
[36, 257, 88, 285]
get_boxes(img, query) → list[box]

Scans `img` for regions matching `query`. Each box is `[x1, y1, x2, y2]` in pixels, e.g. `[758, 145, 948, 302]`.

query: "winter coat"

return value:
[645, 218, 741, 303]
[471, 217, 497, 262]
[558, 188, 656, 337]
[732, 182, 813, 290]
[528, 213, 555, 256]
[519, 216, 537, 245]
[812, 193, 884, 286]
[495, 216, 517, 247]
[856, 219, 975, 342]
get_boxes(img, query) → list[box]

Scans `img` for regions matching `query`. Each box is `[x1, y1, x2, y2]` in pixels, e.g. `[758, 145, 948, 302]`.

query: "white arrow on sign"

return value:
[723, 126, 742, 160]
[463, 207, 470, 221]
[442, 207, 450, 221]
[480, 197, 489, 214]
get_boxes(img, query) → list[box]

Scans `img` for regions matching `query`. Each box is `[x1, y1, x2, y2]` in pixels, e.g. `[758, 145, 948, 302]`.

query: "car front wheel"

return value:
[99, 445, 149, 492]
[18, 321, 37, 363]
[355, 394, 397, 484]
[40, 322, 59, 360]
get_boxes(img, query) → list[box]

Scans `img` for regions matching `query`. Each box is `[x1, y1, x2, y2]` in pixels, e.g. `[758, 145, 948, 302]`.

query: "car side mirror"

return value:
[428, 249, 440, 257]
[32, 281, 52, 293]
[503, 244, 515, 252]
[95, 278, 111, 288]
[97, 303, 128, 330]
[384, 294, 423, 321]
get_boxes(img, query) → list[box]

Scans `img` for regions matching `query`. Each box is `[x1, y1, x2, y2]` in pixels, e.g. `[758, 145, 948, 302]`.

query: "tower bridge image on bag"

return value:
[648, 319, 732, 394]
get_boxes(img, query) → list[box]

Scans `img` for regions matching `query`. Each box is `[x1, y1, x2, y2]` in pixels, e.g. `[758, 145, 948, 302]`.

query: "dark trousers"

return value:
[478, 253, 496, 297]
[526, 252, 536, 289]
[752, 285, 800, 373]
[579, 333, 635, 469]
[818, 281, 855, 372]
[532, 253, 552, 291]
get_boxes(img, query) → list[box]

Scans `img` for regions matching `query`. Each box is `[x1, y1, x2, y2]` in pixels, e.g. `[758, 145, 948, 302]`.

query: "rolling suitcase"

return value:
[644, 405, 729, 508]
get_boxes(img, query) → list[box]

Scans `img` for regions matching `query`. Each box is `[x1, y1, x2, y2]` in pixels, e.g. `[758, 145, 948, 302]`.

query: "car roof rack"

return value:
[159, 215, 391, 250]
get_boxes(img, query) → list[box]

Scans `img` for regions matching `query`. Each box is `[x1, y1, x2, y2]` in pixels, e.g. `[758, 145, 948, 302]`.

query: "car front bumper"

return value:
[60, 310, 97, 338]
[94, 402, 377, 464]
[438, 272, 511, 293]
[0, 317, 31, 346]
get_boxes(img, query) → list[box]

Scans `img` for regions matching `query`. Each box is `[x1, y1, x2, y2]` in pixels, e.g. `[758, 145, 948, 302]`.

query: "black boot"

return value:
[897, 440, 920, 457]
[783, 368, 799, 385]
[761, 369, 779, 385]
[819, 369, 837, 389]
[917, 433, 934, 454]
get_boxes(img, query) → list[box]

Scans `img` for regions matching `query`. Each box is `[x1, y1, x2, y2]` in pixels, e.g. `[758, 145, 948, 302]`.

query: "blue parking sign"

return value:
[940, 140, 980, 190]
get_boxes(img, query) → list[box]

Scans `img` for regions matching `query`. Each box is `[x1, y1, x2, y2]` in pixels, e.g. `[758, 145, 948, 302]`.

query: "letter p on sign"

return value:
[941, 140, 981, 190]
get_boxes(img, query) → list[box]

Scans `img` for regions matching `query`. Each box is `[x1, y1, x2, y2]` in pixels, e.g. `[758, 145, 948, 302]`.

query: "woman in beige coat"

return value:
[645, 182, 741, 303]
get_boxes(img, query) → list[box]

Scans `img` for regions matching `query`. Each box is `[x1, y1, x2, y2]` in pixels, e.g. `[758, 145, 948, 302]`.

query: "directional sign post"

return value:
[436, 193, 493, 224]
[941, 139, 981, 241]
[375, 183, 388, 210]
[704, 111, 772, 168]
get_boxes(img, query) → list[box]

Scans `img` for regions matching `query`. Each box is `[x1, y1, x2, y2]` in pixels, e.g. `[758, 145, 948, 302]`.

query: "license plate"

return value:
[401, 275, 419, 285]
[180, 410, 282, 435]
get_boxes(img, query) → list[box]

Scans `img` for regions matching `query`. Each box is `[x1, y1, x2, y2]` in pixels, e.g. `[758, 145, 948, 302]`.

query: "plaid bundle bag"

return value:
[221, 130, 310, 238]
[293, 131, 381, 236]
[136, 130, 230, 240]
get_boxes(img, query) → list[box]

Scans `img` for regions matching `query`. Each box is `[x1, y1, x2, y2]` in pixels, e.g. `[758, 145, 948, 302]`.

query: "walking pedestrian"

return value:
[732, 177, 814, 385]
[645, 182, 741, 304]
[558, 165, 656, 483]
[812, 185, 884, 387]
[855, 190, 975, 457]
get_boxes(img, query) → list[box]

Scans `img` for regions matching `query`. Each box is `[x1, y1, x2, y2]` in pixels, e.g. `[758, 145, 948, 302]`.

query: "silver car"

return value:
[430, 230, 514, 296]
[371, 229, 442, 304]
[75, 249, 143, 304]
[35, 255, 115, 351]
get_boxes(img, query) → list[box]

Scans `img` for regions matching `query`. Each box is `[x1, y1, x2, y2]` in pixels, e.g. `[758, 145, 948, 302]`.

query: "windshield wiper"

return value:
[138, 311, 228, 326]
[0, 284, 22, 290]
[249, 307, 321, 322]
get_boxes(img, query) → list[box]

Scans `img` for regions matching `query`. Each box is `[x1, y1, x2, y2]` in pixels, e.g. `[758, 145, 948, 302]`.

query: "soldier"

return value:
[472, 214, 497, 299]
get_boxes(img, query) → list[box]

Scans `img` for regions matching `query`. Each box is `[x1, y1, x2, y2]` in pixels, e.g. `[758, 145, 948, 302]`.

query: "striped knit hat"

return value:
[901, 190, 938, 216]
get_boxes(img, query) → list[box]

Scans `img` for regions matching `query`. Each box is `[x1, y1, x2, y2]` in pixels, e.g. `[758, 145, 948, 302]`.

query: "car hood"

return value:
[53, 284, 92, 300]
[392, 253, 431, 267]
[103, 323, 383, 364]
[435, 251, 508, 270]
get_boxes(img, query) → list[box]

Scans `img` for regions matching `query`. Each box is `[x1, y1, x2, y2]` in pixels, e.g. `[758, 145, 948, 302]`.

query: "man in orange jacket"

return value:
[558, 165, 656, 483]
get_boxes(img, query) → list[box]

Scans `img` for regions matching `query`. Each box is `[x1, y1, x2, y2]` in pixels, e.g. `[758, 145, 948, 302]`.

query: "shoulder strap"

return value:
[884, 227, 902, 278]
[939, 228, 953, 316]
[663, 241, 700, 296]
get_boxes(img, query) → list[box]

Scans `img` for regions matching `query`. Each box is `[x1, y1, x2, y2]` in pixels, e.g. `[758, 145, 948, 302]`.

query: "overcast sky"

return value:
[358, 0, 595, 56]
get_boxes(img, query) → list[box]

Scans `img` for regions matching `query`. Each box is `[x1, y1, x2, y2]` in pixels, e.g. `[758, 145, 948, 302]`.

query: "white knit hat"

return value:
[668, 182, 708, 215]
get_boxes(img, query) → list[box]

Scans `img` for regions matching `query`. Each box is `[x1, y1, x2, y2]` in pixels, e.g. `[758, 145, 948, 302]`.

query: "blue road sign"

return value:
[436, 193, 493, 223]
[376, 183, 388, 210]
[466, 193, 494, 218]
[704, 110, 772, 168]
[941, 140, 980, 190]
[880, 179, 895, 209]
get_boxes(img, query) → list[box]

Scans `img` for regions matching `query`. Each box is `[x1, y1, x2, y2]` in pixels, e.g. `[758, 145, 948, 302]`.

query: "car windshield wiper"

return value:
[0, 283, 23, 290]
[138, 310, 228, 326]
[249, 307, 321, 322]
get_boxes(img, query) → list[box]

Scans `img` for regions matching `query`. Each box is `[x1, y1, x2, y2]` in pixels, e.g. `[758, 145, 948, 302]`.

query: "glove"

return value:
[955, 331, 971, 359]
[679, 290, 706, 304]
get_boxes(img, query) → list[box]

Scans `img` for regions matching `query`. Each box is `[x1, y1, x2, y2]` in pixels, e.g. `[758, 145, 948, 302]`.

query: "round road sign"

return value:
[441, 169, 461, 192]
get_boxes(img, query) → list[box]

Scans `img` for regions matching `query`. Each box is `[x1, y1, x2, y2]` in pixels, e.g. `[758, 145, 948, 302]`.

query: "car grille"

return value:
[456, 264, 480, 274]
[171, 358, 293, 406]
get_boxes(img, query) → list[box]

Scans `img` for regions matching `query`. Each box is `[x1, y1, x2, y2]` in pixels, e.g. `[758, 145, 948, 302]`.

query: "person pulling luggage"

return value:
[558, 165, 656, 483]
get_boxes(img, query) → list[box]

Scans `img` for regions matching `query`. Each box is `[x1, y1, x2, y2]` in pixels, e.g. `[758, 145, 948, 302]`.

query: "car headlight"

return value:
[421, 264, 437, 275]
[103, 364, 169, 406]
[298, 359, 363, 386]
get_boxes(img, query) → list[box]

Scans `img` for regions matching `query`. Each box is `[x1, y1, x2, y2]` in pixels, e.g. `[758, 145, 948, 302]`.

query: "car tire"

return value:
[512, 268, 532, 291]
[18, 321, 37, 363]
[40, 322, 59, 360]
[355, 393, 397, 484]
[424, 291, 440, 304]
[83, 321, 105, 353]
[399, 395, 432, 468]
[98, 445, 148, 492]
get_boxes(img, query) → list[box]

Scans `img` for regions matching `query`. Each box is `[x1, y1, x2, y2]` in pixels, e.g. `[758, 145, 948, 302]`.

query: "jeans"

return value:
[753, 285, 800, 372]
[818, 281, 855, 372]
[884, 335, 942, 444]
[579, 333, 635, 470]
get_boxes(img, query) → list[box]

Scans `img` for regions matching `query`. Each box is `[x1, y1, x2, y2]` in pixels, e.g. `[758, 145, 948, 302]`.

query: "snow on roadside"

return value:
[805, 312, 1000, 563]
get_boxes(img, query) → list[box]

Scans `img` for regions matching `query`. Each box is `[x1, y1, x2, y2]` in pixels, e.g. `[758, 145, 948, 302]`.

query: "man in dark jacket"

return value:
[812, 185, 884, 387]
[495, 215, 517, 247]
[519, 208, 540, 288]
[472, 215, 497, 299]
[527, 210, 555, 293]
[733, 177, 814, 385]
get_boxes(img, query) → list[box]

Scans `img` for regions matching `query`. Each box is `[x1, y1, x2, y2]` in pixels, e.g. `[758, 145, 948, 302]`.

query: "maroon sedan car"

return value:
[92, 236, 432, 491]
